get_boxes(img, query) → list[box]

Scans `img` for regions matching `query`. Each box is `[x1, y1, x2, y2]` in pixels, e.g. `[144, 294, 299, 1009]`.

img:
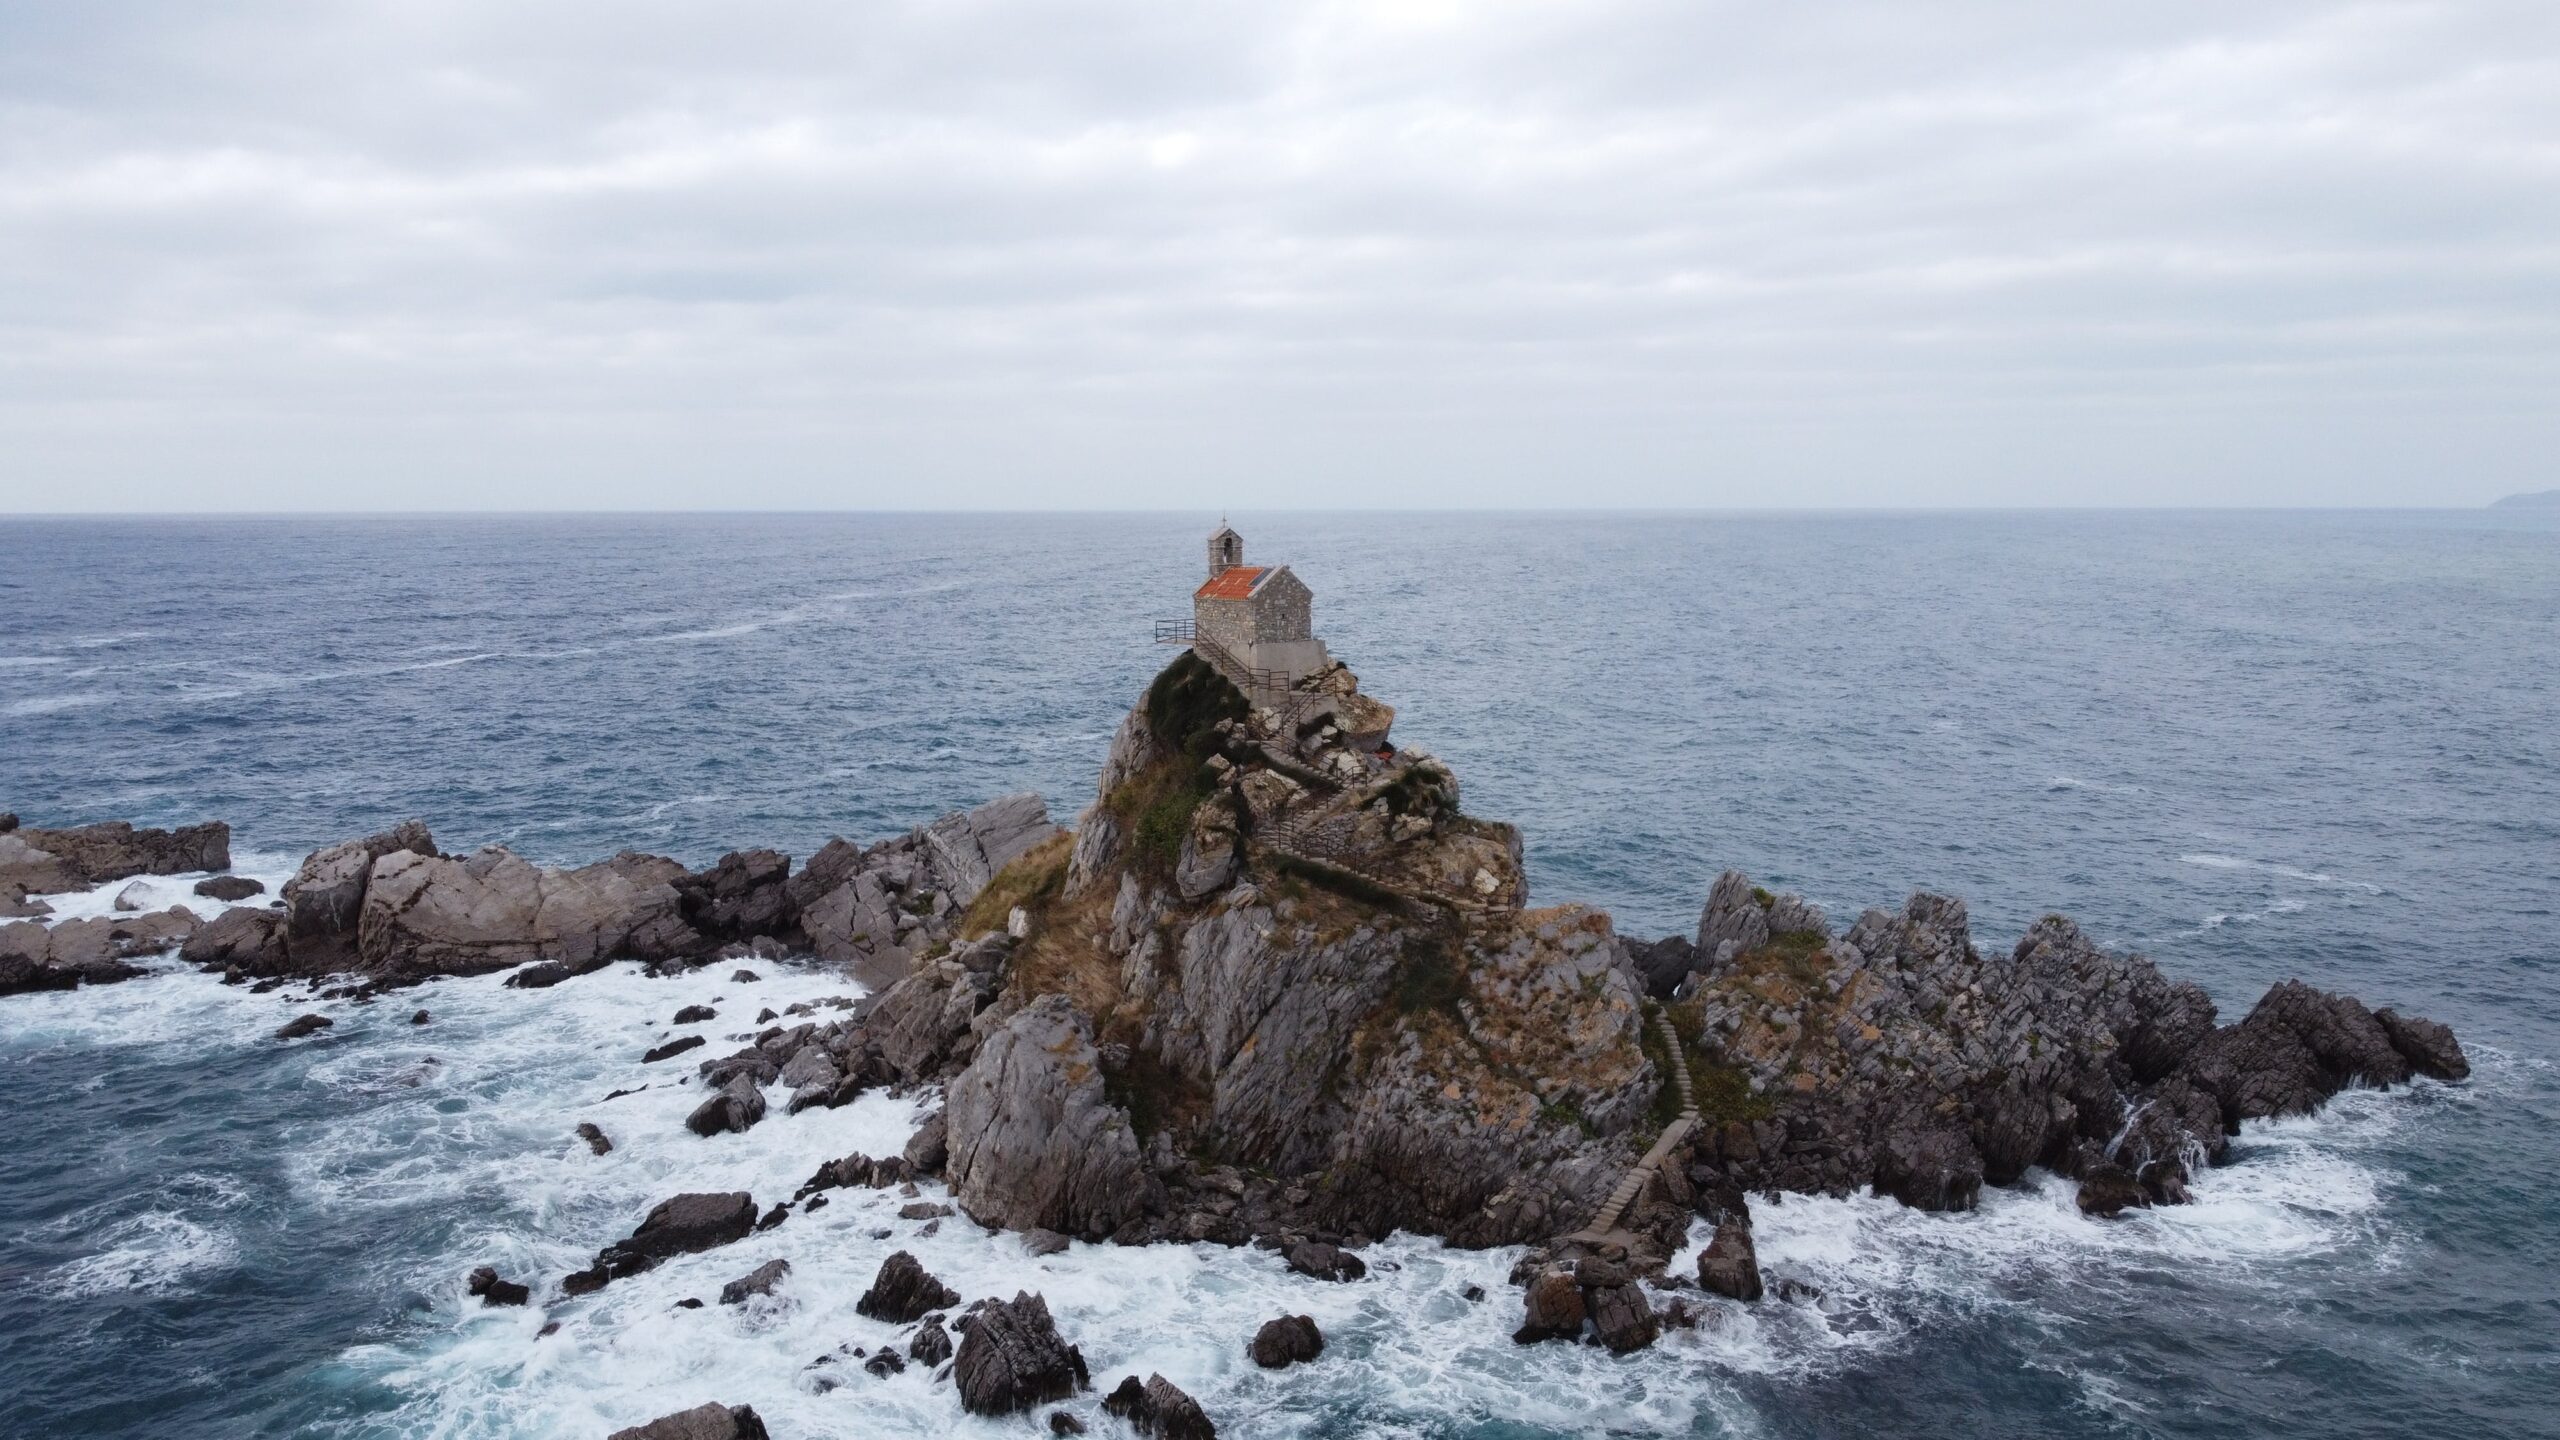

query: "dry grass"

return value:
[956, 829, 1074, 940]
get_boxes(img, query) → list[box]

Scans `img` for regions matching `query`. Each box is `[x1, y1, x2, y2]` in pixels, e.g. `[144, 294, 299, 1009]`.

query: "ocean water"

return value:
[1, 510, 2555, 1439]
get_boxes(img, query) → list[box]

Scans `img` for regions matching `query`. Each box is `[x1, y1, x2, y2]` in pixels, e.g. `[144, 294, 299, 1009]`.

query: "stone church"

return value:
[1191, 525, 1330, 685]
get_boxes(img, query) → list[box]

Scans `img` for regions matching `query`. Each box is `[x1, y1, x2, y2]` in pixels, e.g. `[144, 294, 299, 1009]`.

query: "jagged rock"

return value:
[2377, 1008, 2470, 1081]
[281, 820, 435, 960]
[0, 818, 230, 896]
[1250, 1314, 1323, 1369]
[194, 875, 265, 902]
[606, 1402, 770, 1440]
[1874, 1128, 1983, 1212]
[1512, 1266, 1585, 1343]
[904, 1108, 950, 1176]
[685, 1074, 767, 1137]
[275, 1014, 333, 1041]
[577, 1122, 614, 1156]
[466, 1266, 530, 1306]
[506, 961, 572, 989]
[1585, 1279, 1660, 1353]
[2184, 980, 2415, 1127]
[357, 845, 700, 980]
[869, 946, 1003, 1079]
[1173, 795, 1240, 901]
[565, 1191, 758, 1294]
[945, 995, 1158, 1240]
[923, 793, 1063, 908]
[1050, 1412, 1088, 1435]
[645, 1035, 707, 1064]
[673, 1004, 717, 1025]
[864, 1349, 907, 1377]
[953, 1291, 1089, 1416]
[2076, 1164, 2149, 1218]
[718, 1258, 791, 1305]
[1622, 934, 1698, 1000]
[1283, 1241, 1366, 1282]
[855, 1250, 960, 1323]
[1103, 1375, 1217, 1440]
[910, 1313, 955, 1366]
[675, 849, 794, 945]
[179, 907, 291, 976]
[1696, 1215, 1763, 1301]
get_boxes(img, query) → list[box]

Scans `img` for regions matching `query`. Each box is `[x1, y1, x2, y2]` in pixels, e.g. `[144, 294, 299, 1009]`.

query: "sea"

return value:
[1, 510, 2554, 1440]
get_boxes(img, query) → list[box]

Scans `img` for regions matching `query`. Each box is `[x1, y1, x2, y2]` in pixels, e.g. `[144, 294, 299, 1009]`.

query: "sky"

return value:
[1, 0, 2554, 512]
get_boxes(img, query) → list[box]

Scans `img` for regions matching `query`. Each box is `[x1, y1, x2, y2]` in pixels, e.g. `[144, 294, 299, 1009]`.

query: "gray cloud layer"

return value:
[2, 0, 2554, 510]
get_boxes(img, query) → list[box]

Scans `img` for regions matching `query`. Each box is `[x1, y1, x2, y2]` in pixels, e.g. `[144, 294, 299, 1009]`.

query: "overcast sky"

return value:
[2, 1, 2554, 512]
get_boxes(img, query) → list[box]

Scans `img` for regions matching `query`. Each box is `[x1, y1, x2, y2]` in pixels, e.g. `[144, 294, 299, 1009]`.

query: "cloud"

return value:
[1, 0, 2554, 509]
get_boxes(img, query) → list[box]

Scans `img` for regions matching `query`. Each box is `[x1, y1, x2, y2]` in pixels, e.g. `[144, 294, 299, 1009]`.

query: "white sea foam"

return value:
[3, 692, 110, 717]
[0, 655, 69, 668]
[2177, 853, 2386, 894]
[43, 1212, 241, 1297]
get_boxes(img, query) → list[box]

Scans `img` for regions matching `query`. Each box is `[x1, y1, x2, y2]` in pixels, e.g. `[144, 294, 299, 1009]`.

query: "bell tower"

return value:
[1206, 522, 1244, 581]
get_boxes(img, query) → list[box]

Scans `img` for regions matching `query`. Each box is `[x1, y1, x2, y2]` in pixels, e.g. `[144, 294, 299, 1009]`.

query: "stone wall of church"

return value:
[1194, 596, 1258, 659]
[1247, 570, 1313, 643]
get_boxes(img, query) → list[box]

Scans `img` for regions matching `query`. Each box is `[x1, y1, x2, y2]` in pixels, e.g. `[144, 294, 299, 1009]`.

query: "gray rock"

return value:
[1696, 1215, 1763, 1301]
[685, 1074, 767, 1137]
[193, 875, 266, 902]
[0, 818, 230, 895]
[953, 1291, 1089, 1416]
[1250, 1314, 1323, 1369]
[180, 907, 291, 976]
[1102, 1373, 1217, 1439]
[854, 1250, 959, 1323]
[945, 995, 1158, 1240]
[282, 820, 435, 956]
[276, 1014, 333, 1041]
[718, 1258, 790, 1305]
[354, 844, 701, 980]
[606, 1402, 771, 1440]
[904, 1108, 950, 1176]
[909, 1313, 955, 1366]
[567, 1191, 758, 1294]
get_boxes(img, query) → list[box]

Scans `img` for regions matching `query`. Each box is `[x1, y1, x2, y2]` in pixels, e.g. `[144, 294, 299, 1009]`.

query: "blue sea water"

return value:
[1, 510, 2555, 1439]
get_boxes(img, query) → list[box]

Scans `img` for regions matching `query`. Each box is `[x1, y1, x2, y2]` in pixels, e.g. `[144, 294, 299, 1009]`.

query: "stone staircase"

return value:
[1258, 813, 1505, 917]
[1562, 1007, 1699, 1245]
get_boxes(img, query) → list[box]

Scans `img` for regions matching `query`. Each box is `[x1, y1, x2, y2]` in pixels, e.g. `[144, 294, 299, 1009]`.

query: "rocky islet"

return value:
[0, 652, 2474, 1427]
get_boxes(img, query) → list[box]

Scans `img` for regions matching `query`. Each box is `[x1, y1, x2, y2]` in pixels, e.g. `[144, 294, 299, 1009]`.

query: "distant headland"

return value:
[2491, 488, 2560, 508]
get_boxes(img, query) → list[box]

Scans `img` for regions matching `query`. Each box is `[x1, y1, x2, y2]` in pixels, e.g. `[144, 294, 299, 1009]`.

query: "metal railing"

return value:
[1153, 619, 1305, 697]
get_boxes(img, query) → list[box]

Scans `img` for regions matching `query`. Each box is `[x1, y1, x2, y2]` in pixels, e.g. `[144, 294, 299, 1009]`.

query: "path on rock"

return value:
[1562, 1008, 1698, 1246]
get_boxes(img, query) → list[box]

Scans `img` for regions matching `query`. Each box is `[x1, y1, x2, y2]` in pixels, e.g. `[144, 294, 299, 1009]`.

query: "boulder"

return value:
[903, 1108, 950, 1176]
[355, 845, 702, 980]
[606, 1403, 770, 1440]
[645, 1035, 707, 1064]
[0, 819, 230, 895]
[1696, 1215, 1763, 1301]
[577, 1122, 614, 1156]
[193, 875, 266, 902]
[944, 995, 1158, 1240]
[275, 1014, 333, 1041]
[466, 1266, 531, 1306]
[505, 961, 572, 989]
[910, 1313, 955, 1366]
[281, 820, 436, 959]
[566, 1191, 758, 1293]
[855, 1250, 960, 1323]
[2075, 1164, 2149, 1219]
[179, 908, 291, 976]
[673, 1004, 717, 1025]
[1283, 1241, 1366, 1282]
[1102, 1374, 1216, 1440]
[1585, 1278, 1661, 1354]
[1250, 1314, 1324, 1369]
[113, 881, 150, 912]
[953, 1291, 1089, 1416]
[1512, 1265, 1586, 1344]
[718, 1258, 791, 1305]
[684, 1074, 767, 1137]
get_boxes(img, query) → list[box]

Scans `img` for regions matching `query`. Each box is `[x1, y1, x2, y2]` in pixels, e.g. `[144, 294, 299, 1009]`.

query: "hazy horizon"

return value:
[4, 1, 2555, 514]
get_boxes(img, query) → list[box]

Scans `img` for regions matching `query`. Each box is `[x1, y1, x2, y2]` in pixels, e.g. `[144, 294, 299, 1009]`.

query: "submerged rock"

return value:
[718, 1258, 790, 1305]
[466, 1266, 530, 1307]
[275, 1013, 333, 1041]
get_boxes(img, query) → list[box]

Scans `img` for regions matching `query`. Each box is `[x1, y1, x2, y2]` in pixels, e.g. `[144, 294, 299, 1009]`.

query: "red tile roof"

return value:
[1194, 566, 1268, 600]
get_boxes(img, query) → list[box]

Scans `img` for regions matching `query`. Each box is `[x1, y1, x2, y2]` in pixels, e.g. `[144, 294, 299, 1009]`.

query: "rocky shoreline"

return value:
[0, 654, 2472, 1435]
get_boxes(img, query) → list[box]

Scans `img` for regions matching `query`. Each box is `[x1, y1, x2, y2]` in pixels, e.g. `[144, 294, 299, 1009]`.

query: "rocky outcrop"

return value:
[1670, 875, 2466, 1220]
[356, 846, 701, 980]
[1250, 1314, 1323, 1369]
[179, 907, 290, 975]
[953, 1291, 1089, 1416]
[945, 995, 1159, 1240]
[0, 819, 230, 897]
[1, 907, 195, 991]
[607, 1403, 770, 1440]
[1513, 1256, 1660, 1352]
[1102, 1374, 1217, 1439]
[855, 1250, 959, 1323]
[562, 1192, 757, 1294]
[1694, 1211, 1763, 1302]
